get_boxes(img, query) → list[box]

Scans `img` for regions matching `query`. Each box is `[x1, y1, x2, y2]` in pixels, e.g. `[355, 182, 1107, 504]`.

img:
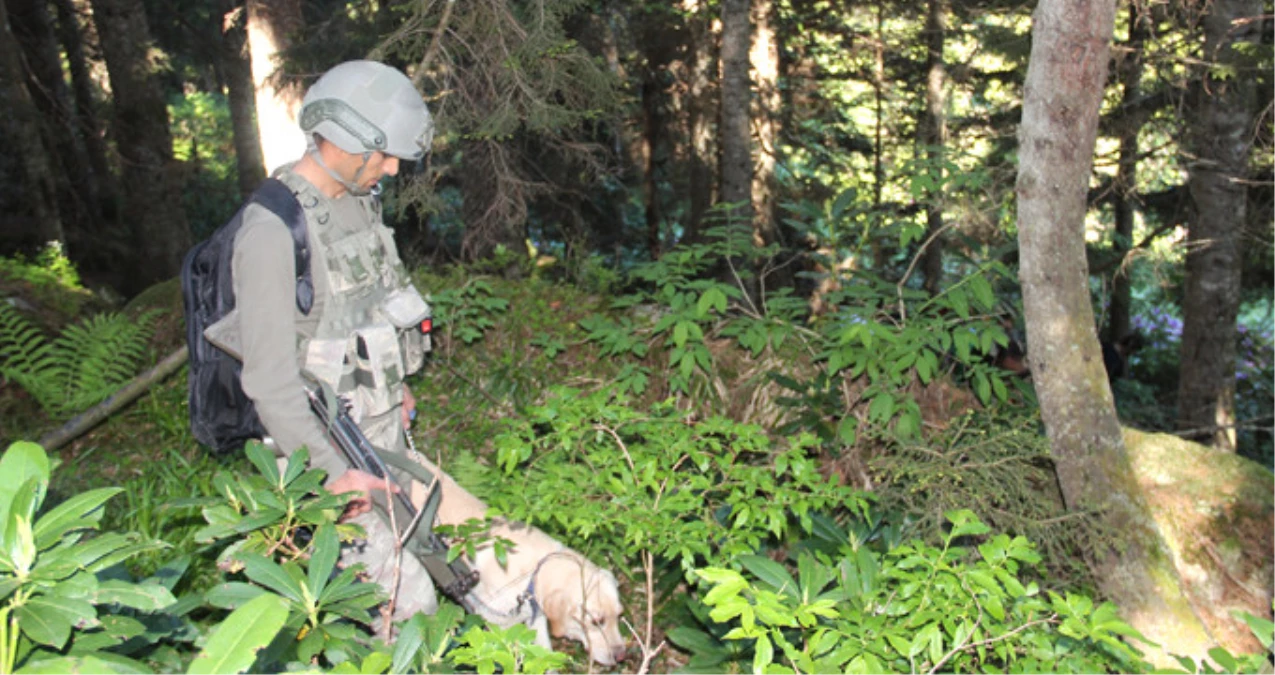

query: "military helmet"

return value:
[299, 60, 433, 161]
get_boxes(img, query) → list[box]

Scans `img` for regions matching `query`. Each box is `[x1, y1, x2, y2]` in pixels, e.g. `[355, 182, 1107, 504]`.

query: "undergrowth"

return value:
[1, 240, 1268, 673]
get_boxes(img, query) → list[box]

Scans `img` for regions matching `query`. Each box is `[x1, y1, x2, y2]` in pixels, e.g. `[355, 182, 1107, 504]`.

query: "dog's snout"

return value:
[612, 644, 629, 663]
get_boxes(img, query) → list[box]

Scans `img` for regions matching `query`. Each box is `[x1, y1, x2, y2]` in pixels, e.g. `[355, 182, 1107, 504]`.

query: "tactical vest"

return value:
[273, 169, 432, 437]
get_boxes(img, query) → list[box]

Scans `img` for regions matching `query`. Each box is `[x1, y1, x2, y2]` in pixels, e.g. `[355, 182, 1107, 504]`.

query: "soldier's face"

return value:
[330, 149, 399, 195]
[355, 152, 399, 192]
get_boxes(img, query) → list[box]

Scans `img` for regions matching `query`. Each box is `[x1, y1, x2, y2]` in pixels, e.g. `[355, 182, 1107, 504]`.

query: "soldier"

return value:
[219, 60, 439, 619]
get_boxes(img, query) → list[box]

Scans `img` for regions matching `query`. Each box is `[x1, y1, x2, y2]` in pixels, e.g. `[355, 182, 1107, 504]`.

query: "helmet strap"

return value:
[308, 145, 375, 197]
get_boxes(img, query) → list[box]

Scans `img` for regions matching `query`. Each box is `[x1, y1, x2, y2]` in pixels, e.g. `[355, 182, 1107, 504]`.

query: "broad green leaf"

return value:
[753, 634, 774, 675]
[186, 593, 289, 675]
[697, 287, 728, 317]
[1237, 611, 1274, 650]
[973, 372, 991, 404]
[360, 650, 392, 674]
[390, 613, 428, 674]
[243, 441, 280, 486]
[98, 614, 148, 641]
[969, 274, 995, 310]
[0, 442, 49, 513]
[837, 418, 857, 446]
[32, 488, 121, 549]
[667, 627, 729, 662]
[740, 555, 797, 596]
[0, 577, 20, 601]
[231, 508, 287, 533]
[281, 447, 309, 486]
[60, 532, 130, 569]
[205, 582, 268, 611]
[308, 523, 339, 598]
[236, 552, 304, 603]
[94, 579, 177, 611]
[17, 595, 96, 648]
[945, 510, 990, 540]
[1207, 647, 1238, 672]
[16, 655, 132, 674]
[673, 321, 689, 347]
[6, 512, 36, 576]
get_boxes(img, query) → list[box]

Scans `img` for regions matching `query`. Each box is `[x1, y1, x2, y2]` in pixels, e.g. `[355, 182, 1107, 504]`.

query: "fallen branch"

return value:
[37, 346, 189, 451]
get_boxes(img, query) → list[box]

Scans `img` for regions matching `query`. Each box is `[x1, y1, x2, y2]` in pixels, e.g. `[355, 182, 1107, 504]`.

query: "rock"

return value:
[1125, 427, 1274, 657]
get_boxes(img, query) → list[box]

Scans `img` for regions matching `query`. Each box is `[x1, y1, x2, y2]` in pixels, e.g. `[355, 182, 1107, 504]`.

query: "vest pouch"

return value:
[381, 287, 432, 375]
[326, 230, 381, 296]
[349, 324, 404, 419]
[302, 337, 350, 395]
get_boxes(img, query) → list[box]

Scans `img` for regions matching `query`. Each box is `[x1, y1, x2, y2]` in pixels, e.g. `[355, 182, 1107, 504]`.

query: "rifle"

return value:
[306, 387, 478, 606]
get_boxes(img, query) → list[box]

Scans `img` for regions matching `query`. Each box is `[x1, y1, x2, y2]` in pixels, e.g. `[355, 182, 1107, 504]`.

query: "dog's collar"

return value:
[517, 576, 541, 621]
[515, 548, 567, 622]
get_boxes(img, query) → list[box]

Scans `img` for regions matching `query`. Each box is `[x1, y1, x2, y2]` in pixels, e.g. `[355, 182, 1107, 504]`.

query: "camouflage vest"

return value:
[275, 169, 431, 427]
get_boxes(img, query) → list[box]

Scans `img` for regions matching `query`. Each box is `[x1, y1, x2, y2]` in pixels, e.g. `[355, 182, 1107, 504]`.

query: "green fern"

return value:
[0, 302, 158, 418]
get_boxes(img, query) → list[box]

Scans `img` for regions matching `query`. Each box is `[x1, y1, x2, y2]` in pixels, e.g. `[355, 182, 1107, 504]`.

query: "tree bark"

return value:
[1107, 1, 1147, 344]
[641, 69, 663, 260]
[0, 0, 64, 249]
[718, 0, 752, 220]
[219, 0, 265, 199]
[51, 0, 114, 204]
[1176, 0, 1260, 451]
[245, 0, 304, 174]
[919, 0, 948, 295]
[9, 0, 94, 247]
[1016, 0, 1215, 662]
[750, 0, 779, 248]
[683, 0, 715, 245]
[718, 0, 755, 299]
[89, 0, 190, 294]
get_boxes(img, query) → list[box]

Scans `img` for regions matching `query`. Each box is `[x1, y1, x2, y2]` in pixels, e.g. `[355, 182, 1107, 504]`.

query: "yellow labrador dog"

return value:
[411, 459, 628, 666]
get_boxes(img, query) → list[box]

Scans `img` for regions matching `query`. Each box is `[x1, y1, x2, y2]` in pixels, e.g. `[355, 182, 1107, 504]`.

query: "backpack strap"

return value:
[251, 178, 314, 315]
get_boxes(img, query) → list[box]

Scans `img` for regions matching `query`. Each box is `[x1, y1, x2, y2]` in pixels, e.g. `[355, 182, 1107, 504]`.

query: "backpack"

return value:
[181, 178, 314, 454]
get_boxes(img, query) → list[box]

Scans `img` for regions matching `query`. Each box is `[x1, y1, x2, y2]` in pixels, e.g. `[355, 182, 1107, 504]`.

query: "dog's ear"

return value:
[539, 586, 574, 638]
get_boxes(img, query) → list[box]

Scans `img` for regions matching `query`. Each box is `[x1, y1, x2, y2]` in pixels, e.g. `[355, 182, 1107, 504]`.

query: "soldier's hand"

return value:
[328, 469, 399, 519]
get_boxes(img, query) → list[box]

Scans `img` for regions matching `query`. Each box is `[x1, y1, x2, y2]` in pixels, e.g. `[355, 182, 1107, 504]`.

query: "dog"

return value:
[409, 458, 628, 666]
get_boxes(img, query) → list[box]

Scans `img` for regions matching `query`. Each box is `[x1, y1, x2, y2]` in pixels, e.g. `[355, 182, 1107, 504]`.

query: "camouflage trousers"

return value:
[339, 408, 439, 623]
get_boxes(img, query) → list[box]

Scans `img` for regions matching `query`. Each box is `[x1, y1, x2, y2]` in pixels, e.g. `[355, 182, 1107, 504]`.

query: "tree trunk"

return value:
[718, 0, 754, 299]
[9, 0, 94, 248]
[919, 0, 948, 295]
[0, 0, 64, 249]
[1176, 0, 1259, 451]
[750, 0, 779, 248]
[870, 0, 887, 269]
[51, 0, 114, 205]
[1016, 0, 1216, 663]
[641, 70, 663, 259]
[219, 0, 265, 200]
[719, 0, 751, 218]
[89, 0, 190, 295]
[1107, 1, 1147, 344]
[683, 0, 715, 245]
[246, 0, 304, 174]
[635, 7, 677, 260]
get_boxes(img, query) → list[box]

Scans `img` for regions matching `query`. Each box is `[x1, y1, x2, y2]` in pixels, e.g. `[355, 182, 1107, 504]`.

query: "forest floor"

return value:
[2, 265, 1271, 671]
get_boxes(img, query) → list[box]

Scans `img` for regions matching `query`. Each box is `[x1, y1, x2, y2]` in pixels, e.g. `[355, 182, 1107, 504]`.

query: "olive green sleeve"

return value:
[232, 205, 348, 480]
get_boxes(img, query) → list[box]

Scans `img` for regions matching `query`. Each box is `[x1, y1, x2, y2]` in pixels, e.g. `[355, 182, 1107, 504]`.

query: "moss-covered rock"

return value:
[1125, 427, 1275, 656]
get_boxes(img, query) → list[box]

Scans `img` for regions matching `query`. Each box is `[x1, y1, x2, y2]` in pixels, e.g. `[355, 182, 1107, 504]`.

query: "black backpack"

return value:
[181, 178, 314, 454]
